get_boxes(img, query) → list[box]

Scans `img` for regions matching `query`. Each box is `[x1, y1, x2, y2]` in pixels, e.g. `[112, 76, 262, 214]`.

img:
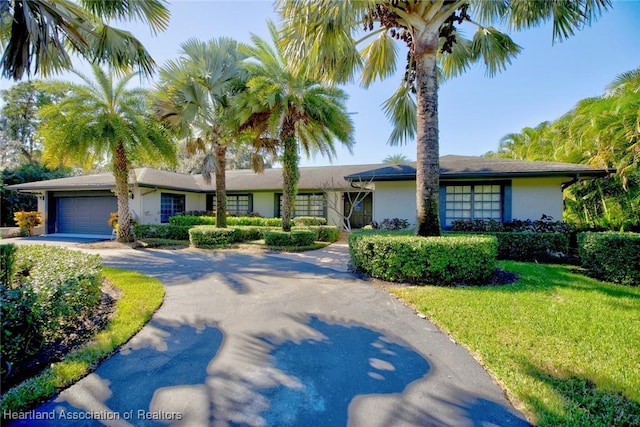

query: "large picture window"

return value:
[278, 193, 325, 218]
[227, 194, 252, 215]
[160, 193, 185, 223]
[444, 184, 502, 227]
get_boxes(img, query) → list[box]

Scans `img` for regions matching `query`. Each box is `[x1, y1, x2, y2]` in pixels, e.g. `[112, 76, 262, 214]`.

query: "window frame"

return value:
[226, 193, 253, 215]
[276, 193, 326, 218]
[439, 181, 511, 228]
[160, 192, 186, 223]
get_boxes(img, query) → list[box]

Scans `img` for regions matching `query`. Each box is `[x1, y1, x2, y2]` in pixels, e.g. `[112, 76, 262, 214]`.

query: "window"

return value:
[160, 193, 185, 223]
[444, 184, 502, 227]
[278, 193, 325, 218]
[227, 194, 252, 215]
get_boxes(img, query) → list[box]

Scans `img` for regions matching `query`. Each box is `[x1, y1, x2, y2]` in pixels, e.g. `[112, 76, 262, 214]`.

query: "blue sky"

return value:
[2, 0, 639, 167]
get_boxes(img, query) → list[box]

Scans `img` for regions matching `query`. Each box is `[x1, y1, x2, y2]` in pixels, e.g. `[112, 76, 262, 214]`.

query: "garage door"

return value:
[57, 197, 117, 235]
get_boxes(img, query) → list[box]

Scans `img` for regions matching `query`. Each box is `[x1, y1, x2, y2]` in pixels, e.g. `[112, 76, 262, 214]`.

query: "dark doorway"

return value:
[344, 192, 372, 229]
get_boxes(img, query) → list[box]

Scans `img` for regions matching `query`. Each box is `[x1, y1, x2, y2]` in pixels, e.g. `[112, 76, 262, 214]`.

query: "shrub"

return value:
[451, 215, 574, 234]
[189, 226, 243, 248]
[1, 246, 102, 378]
[293, 216, 327, 226]
[234, 227, 263, 241]
[349, 233, 497, 285]
[315, 225, 341, 242]
[370, 218, 410, 230]
[227, 216, 282, 227]
[492, 232, 569, 262]
[133, 224, 191, 240]
[578, 232, 640, 286]
[264, 230, 316, 247]
[0, 244, 16, 286]
[13, 211, 43, 236]
[169, 215, 215, 226]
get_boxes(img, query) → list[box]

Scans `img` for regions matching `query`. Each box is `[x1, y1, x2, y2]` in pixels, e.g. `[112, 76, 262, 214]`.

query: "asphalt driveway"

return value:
[8, 241, 530, 426]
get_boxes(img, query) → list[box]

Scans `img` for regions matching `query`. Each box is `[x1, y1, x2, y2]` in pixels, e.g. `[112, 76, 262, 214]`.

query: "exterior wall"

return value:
[252, 192, 276, 217]
[138, 189, 205, 224]
[511, 177, 564, 220]
[372, 181, 416, 227]
[34, 195, 46, 235]
[325, 191, 344, 228]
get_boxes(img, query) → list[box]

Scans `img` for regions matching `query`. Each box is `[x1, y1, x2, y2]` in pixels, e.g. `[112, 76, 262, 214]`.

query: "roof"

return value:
[344, 155, 611, 181]
[8, 156, 610, 193]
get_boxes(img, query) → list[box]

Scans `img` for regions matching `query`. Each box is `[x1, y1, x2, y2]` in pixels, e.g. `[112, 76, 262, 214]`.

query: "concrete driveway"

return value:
[8, 241, 530, 426]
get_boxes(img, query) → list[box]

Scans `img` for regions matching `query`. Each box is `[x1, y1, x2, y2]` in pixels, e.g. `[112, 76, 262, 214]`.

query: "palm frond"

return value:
[381, 83, 417, 146]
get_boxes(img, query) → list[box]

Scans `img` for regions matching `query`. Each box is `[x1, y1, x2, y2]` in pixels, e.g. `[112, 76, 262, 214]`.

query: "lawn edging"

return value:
[0, 267, 164, 414]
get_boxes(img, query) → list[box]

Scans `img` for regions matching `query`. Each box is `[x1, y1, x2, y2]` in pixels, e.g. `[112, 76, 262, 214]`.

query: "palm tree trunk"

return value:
[281, 133, 299, 232]
[214, 143, 227, 228]
[414, 32, 442, 237]
[113, 141, 133, 242]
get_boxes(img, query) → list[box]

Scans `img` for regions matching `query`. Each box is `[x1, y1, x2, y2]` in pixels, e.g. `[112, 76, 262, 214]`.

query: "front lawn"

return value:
[387, 261, 640, 426]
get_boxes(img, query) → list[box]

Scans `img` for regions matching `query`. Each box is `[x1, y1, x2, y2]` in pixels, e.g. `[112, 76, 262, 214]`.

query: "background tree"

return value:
[1, 0, 170, 80]
[37, 65, 176, 242]
[278, 0, 610, 236]
[0, 81, 60, 165]
[0, 163, 70, 226]
[154, 38, 265, 228]
[487, 67, 639, 230]
[238, 21, 354, 232]
[383, 153, 411, 164]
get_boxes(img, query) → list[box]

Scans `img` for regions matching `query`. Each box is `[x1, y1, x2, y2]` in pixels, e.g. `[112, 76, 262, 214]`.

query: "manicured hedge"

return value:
[1, 245, 102, 378]
[492, 232, 569, 262]
[264, 230, 317, 247]
[315, 225, 340, 242]
[293, 216, 328, 226]
[578, 232, 640, 286]
[133, 224, 191, 240]
[349, 233, 497, 285]
[169, 215, 282, 227]
[189, 226, 243, 248]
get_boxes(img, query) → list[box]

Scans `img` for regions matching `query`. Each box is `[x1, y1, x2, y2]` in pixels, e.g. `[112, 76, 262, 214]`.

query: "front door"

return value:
[344, 193, 373, 229]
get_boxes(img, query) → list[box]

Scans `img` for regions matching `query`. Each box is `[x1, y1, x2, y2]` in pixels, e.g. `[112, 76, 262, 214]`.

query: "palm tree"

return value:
[383, 153, 411, 164]
[278, 0, 610, 236]
[154, 38, 264, 228]
[1, 0, 169, 80]
[239, 21, 354, 232]
[38, 64, 176, 242]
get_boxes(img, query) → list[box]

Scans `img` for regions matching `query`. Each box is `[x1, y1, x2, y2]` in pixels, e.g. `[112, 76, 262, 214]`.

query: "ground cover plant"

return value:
[1, 267, 164, 415]
[387, 262, 640, 426]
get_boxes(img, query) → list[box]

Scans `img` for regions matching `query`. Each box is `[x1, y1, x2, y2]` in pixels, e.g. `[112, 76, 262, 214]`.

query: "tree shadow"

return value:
[238, 315, 432, 426]
[9, 320, 223, 426]
[519, 360, 640, 426]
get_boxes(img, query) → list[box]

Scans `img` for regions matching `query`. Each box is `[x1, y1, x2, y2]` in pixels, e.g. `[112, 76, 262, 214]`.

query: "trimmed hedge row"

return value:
[189, 225, 340, 248]
[578, 232, 640, 286]
[170, 215, 282, 227]
[448, 231, 569, 262]
[133, 224, 192, 240]
[265, 230, 317, 247]
[349, 233, 498, 285]
[1, 245, 102, 378]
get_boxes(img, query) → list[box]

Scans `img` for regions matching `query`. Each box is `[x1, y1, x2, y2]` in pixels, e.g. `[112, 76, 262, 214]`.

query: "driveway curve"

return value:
[8, 240, 530, 426]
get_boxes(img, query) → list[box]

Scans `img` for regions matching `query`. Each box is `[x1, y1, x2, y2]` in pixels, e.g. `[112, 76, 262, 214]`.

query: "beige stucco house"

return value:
[8, 155, 609, 236]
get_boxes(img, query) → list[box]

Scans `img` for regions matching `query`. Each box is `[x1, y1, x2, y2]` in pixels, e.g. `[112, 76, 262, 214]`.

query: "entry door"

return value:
[344, 193, 373, 229]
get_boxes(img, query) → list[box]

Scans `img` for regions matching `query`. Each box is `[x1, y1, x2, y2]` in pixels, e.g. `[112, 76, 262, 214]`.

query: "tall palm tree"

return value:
[38, 64, 176, 242]
[239, 21, 354, 232]
[1, 0, 170, 80]
[154, 38, 262, 228]
[278, 0, 610, 236]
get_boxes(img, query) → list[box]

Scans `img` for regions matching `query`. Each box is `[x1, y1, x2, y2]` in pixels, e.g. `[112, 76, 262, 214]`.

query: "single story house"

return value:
[8, 155, 609, 236]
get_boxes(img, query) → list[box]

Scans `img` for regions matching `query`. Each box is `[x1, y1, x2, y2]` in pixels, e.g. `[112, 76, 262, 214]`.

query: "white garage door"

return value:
[57, 197, 117, 235]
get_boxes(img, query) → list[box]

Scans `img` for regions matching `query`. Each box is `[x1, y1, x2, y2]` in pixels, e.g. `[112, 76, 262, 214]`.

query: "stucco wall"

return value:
[252, 192, 275, 217]
[139, 189, 205, 224]
[511, 177, 565, 221]
[325, 191, 344, 228]
[372, 181, 416, 226]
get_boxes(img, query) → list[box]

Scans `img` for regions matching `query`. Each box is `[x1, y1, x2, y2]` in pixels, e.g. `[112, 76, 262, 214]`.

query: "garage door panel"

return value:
[57, 197, 117, 234]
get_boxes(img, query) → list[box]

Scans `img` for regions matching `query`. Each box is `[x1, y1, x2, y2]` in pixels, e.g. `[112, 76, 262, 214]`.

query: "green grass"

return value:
[387, 261, 640, 426]
[0, 267, 164, 413]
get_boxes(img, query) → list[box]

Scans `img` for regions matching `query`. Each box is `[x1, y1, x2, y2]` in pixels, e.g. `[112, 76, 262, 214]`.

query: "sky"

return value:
[1, 0, 639, 167]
